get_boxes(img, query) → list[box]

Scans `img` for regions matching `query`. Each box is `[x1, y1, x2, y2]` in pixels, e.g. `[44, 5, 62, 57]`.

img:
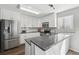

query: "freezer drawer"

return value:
[4, 38, 20, 50]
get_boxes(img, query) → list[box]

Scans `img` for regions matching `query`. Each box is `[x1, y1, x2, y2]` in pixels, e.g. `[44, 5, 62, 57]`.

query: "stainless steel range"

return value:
[40, 22, 51, 36]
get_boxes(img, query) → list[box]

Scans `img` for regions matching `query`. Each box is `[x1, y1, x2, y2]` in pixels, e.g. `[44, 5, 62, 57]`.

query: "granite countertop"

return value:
[31, 35, 55, 51]
[25, 33, 73, 51]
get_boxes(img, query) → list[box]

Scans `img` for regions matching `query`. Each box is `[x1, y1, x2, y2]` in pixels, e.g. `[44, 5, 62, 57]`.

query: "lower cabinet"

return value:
[29, 42, 62, 55]
[58, 34, 70, 55]
[20, 34, 26, 44]
[34, 45, 45, 55]
[25, 34, 70, 55]
[46, 42, 63, 55]
[20, 33, 40, 44]
[60, 37, 69, 55]
[25, 41, 31, 55]
[25, 38, 69, 55]
[26, 33, 40, 39]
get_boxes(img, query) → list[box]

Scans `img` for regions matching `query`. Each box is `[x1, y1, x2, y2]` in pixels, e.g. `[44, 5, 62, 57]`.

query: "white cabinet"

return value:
[0, 9, 14, 20]
[29, 34, 70, 55]
[34, 44, 45, 55]
[60, 34, 70, 55]
[25, 41, 31, 55]
[57, 34, 70, 55]
[0, 8, 20, 38]
[20, 33, 40, 44]
[20, 15, 26, 27]
[61, 37, 69, 55]
[0, 8, 21, 21]
[20, 34, 26, 44]
[40, 13, 55, 27]
[19, 14, 33, 27]
[30, 41, 63, 55]
[57, 33, 65, 41]
[30, 38, 69, 55]
[26, 33, 40, 39]
[46, 41, 63, 55]
[13, 12, 20, 21]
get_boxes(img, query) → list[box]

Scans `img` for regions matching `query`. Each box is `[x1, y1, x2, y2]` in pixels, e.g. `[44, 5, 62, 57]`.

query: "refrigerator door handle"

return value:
[8, 27, 10, 33]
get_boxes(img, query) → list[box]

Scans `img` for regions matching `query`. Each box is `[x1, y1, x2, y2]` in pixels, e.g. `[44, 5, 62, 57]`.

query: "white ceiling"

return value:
[54, 4, 79, 12]
[0, 4, 79, 17]
[21, 4, 54, 13]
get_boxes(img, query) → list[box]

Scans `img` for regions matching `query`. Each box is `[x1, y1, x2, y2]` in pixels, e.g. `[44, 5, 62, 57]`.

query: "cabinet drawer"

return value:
[4, 38, 20, 50]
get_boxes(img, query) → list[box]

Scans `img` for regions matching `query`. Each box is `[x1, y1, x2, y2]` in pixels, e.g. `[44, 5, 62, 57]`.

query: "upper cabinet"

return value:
[58, 17, 64, 29]
[19, 14, 30, 27]
[0, 8, 14, 20]
[0, 8, 21, 34]
[40, 13, 56, 27]
[0, 8, 57, 28]
[0, 8, 20, 21]
[13, 12, 20, 21]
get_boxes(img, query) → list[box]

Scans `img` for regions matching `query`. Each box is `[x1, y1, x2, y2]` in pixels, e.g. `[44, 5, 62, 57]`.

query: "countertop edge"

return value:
[25, 39, 31, 45]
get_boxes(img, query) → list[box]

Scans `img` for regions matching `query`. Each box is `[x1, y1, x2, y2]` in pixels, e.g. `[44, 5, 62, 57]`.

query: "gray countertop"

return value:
[25, 33, 73, 51]
[31, 35, 55, 51]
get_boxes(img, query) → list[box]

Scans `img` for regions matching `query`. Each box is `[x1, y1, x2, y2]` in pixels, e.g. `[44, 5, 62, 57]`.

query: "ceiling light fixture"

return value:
[48, 4, 55, 9]
[19, 5, 40, 15]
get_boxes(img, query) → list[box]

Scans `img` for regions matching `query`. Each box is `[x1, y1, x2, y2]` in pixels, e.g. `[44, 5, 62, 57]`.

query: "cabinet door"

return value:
[34, 44, 45, 55]
[19, 14, 27, 27]
[26, 33, 40, 39]
[60, 38, 69, 55]
[46, 41, 63, 55]
[57, 33, 64, 41]
[20, 34, 26, 44]
[25, 41, 31, 55]
[0, 9, 13, 20]
[65, 38, 69, 53]
[13, 12, 20, 21]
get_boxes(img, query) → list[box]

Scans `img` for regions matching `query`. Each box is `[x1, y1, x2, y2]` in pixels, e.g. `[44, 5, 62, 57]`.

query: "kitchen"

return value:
[0, 4, 79, 55]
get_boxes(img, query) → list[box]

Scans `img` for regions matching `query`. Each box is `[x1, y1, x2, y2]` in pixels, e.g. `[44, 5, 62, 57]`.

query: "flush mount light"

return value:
[48, 4, 55, 9]
[19, 5, 40, 15]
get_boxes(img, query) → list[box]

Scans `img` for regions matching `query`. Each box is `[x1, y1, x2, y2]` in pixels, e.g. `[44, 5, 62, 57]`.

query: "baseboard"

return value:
[69, 48, 79, 52]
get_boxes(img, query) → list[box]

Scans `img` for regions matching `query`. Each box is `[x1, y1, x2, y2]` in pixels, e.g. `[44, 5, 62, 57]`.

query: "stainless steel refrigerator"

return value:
[0, 20, 19, 52]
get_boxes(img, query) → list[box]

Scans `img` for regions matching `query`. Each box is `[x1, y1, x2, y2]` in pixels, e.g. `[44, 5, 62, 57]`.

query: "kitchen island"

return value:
[25, 33, 73, 55]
